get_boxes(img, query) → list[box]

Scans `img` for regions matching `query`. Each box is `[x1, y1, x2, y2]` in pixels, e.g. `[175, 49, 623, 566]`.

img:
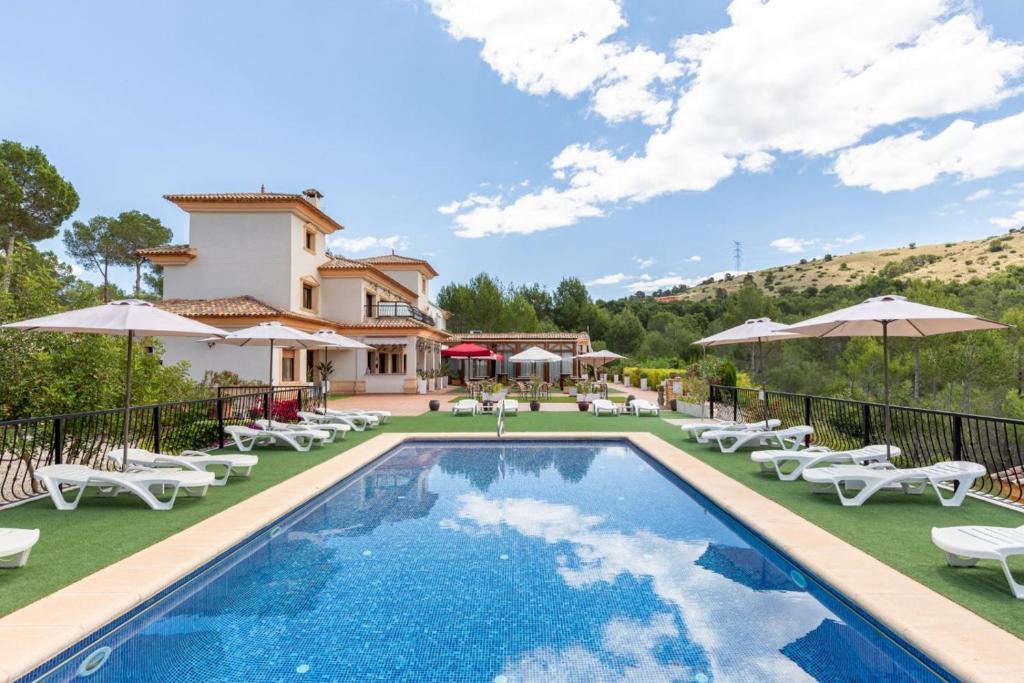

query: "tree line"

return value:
[0, 139, 194, 419]
[438, 261, 1024, 419]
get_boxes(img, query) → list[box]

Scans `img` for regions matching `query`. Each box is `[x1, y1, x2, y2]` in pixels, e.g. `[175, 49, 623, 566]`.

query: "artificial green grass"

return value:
[2, 410, 1023, 641]
[447, 394, 627, 403]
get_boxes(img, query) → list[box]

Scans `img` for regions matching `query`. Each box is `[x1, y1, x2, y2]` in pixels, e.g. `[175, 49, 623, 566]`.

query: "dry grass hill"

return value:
[655, 230, 1024, 302]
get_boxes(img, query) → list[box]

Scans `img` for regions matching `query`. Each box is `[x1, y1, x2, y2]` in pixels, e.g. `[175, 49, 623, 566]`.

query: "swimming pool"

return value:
[28, 439, 949, 682]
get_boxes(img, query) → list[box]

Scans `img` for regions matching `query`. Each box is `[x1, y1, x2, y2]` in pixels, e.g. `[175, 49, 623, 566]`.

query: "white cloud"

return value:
[327, 234, 410, 254]
[835, 112, 1024, 191]
[438, 0, 1024, 237]
[686, 255, 702, 262]
[770, 237, 815, 254]
[428, 0, 681, 126]
[585, 272, 631, 286]
[437, 193, 500, 215]
[632, 256, 654, 269]
[966, 188, 992, 201]
[625, 270, 745, 293]
[990, 209, 1024, 229]
[449, 494, 831, 682]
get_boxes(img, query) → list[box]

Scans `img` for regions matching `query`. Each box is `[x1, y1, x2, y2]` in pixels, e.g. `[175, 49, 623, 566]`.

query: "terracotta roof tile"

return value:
[163, 191, 344, 231]
[319, 257, 367, 270]
[157, 295, 281, 317]
[136, 244, 195, 257]
[450, 331, 590, 342]
[358, 253, 438, 276]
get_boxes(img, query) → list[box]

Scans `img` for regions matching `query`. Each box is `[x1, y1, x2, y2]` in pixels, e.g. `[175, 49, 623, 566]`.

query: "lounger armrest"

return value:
[179, 450, 211, 458]
[804, 446, 833, 452]
[866, 462, 898, 470]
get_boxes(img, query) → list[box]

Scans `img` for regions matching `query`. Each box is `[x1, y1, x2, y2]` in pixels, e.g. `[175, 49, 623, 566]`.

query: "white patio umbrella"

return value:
[204, 322, 329, 417]
[1, 299, 227, 470]
[693, 318, 798, 421]
[310, 330, 373, 407]
[781, 295, 1009, 455]
[510, 346, 562, 382]
[575, 350, 626, 378]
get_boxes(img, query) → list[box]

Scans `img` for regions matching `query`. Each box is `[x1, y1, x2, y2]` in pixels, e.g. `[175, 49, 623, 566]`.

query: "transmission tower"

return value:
[732, 241, 743, 271]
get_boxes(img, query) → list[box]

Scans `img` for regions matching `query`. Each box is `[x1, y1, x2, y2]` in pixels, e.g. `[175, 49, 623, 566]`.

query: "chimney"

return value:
[302, 187, 324, 208]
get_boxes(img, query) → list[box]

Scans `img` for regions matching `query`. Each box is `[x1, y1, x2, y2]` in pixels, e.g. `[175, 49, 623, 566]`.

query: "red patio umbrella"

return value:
[441, 342, 492, 358]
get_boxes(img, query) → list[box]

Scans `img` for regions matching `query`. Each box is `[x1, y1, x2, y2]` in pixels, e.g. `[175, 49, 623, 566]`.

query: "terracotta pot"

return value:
[578, 402, 590, 412]
[429, 399, 440, 411]
[530, 400, 541, 412]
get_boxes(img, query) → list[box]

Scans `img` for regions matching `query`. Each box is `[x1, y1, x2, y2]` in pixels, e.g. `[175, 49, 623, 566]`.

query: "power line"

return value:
[732, 240, 743, 271]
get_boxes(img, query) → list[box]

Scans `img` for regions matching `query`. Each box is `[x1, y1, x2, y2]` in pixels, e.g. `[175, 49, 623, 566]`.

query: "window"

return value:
[392, 352, 401, 374]
[306, 350, 316, 382]
[304, 228, 316, 254]
[281, 350, 296, 382]
[365, 292, 375, 317]
[302, 284, 314, 310]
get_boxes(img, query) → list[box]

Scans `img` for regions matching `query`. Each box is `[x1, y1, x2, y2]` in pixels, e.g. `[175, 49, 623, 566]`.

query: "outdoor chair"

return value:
[704, 425, 812, 453]
[106, 448, 259, 486]
[224, 425, 319, 452]
[932, 525, 1024, 598]
[631, 399, 660, 416]
[682, 419, 781, 441]
[592, 398, 620, 416]
[802, 460, 986, 507]
[751, 444, 896, 481]
[0, 528, 40, 568]
[452, 399, 479, 416]
[33, 464, 215, 511]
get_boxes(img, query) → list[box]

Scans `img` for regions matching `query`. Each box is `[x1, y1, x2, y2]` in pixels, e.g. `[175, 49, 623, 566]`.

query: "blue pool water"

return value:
[30, 440, 949, 682]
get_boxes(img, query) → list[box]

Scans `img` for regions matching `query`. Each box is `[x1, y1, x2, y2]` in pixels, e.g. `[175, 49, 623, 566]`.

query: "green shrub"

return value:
[160, 419, 222, 453]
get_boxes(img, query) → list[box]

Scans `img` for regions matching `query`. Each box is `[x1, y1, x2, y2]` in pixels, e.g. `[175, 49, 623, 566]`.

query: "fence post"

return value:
[216, 395, 225, 449]
[297, 388, 304, 413]
[53, 417, 66, 465]
[952, 415, 963, 461]
[265, 389, 272, 421]
[152, 405, 161, 454]
[861, 403, 871, 448]
[708, 383, 715, 419]
[803, 395, 812, 446]
[732, 387, 739, 422]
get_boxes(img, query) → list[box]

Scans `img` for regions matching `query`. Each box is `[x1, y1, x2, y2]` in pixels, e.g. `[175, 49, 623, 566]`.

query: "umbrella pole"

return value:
[266, 340, 275, 421]
[758, 338, 770, 428]
[121, 330, 134, 472]
[882, 321, 891, 459]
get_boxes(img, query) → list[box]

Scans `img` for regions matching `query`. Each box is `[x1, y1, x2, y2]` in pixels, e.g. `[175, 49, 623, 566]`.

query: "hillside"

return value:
[655, 230, 1024, 302]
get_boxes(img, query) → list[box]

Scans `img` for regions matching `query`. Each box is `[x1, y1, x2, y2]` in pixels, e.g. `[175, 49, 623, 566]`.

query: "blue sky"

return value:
[3, 0, 1024, 299]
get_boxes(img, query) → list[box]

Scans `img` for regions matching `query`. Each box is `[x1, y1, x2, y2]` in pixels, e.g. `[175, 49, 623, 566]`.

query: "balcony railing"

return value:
[366, 302, 435, 326]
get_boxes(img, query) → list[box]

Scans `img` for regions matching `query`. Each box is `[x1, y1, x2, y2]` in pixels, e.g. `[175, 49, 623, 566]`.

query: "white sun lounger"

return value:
[631, 399, 660, 417]
[502, 399, 519, 415]
[224, 425, 318, 452]
[802, 461, 986, 507]
[34, 464, 215, 511]
[684, 419, 781, 441]
[106, 448, 258, 486]
[311, 409, 378, 431]
[704, 425, 813, 453]
[751, 444, 897, 481]
[592, 399, 620, 416]
[932, 525, 1024, 598]
[292, 414, 352, 441]
[254, 419, 332, 443]
[0, 528, 40, 568]
[326, 408, 390, 424]
[452, 399, 478, 416]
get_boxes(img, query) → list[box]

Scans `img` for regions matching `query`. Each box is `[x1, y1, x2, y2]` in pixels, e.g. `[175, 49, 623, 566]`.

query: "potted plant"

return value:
[577, 400, 590, 412]
[315, 360, 334, 408]
[530, 399, 541, 412]
[428, 369, 436, 391]
[417, 370, 427, 394]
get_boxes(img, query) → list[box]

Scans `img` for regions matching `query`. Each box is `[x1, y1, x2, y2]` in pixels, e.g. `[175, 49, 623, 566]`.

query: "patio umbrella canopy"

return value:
[694, 318, 797, 421]
[1, 299, 227, 470]
[441, 342, 492, 358]
[782, 295, 1009, 455]
[510, 346, 562, 382]
[312, 329, 373, 350]
[205, 322, 329, 418]
[575, 349, 626, 372]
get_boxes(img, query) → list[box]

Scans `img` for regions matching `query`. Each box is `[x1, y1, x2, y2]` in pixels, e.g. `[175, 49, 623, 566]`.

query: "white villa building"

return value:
[142, 188, 450, 394]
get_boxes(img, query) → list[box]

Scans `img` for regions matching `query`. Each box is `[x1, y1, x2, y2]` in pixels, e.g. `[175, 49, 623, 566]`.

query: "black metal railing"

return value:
[710, 385, 1024, 505]
[0, 385, 322, 507]
[365, 302, 435, 326]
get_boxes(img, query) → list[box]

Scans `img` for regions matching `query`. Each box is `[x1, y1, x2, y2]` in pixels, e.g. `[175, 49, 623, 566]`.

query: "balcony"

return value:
[366, 302, 436, 326]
